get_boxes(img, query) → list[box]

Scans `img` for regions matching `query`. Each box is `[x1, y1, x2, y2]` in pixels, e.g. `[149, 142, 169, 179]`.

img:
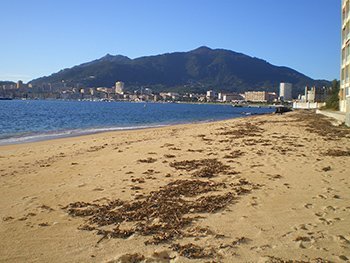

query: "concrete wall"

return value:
[293, 102, 326, 109]
[346, 96, 350, 126]
[316, 109, 346, 124]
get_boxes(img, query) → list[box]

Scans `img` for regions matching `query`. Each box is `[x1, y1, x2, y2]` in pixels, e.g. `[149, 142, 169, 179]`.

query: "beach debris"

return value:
[323, 149, 350, 157]
[169, 158, 230, 178]
[2, 216, 14, 221]
[223, 150, 245, 159]
[64, 178, 255, 245]
[292, 110, 350, 140]
[232, 236, 251, 246]
[130, 186, 142, 190]
[142, 169, 159, 175]
[321, 166, 331, 172]
[264, 255, 332, 263]
[161, 143, 174, 148]
[294, 236, 311, 242]
[112, 251, 176, 263]
[138, 157, 157, 163]
[113, 253, 145, 263]
[164, 154, 176, 158]
[87, 145, 106, 152]
[168, 147, 181, 151]
[131, 178, 145, 183]
[218, 122, 264, 138]
[170, 243, 215, 259]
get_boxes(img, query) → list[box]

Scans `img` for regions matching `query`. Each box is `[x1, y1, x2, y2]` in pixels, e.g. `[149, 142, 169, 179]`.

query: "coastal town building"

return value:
[279, 82, 292, 101]
[244, 91, 268, 102]
[97, 87, 113, 93]
[16, 80, 24, 89]
[293, 86, 327, 109]
[143, 88, 152, 95]
[115, 81, 124, 94]
[341, 0, 350, 125]
[218, 93, 244, 102]
[304, 86, 327, 103]
[206, 90, 217, 101]
[159, 92, 180, 100]
[1, 83, 16, 90]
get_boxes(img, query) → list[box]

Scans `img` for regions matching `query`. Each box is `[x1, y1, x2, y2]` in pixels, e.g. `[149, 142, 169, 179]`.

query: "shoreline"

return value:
[1, 111, 349, 262]
[0, 112, 273, 146]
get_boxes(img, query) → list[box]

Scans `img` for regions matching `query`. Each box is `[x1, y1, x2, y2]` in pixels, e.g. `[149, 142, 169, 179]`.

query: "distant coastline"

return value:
[0, 100, 274, 146]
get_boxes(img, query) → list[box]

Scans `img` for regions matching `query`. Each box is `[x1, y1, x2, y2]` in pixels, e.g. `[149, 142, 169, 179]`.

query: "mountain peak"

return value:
[102, 53, 113, 58]
[191, 46, 213, 53]
[99, 53, 131, 63]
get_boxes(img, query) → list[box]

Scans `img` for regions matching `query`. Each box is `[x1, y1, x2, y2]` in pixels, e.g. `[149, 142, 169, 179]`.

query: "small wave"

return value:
[0, 124, 167, 145]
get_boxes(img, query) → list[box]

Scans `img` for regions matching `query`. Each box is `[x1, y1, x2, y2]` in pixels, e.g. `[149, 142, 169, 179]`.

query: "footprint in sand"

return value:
[339, 255, 349, 261]
[293, 236, 314, 249]
[323, 205, 337, 212]
[337, 235, 350, 245]
[317, 194, 328, 199]
[93, 187, 104, 191]
[304, 203, 313, 209]
[318, 217, 333, 225]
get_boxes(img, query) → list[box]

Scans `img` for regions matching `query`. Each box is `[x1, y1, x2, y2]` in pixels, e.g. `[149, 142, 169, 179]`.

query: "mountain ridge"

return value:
[30, 46, 330, 95]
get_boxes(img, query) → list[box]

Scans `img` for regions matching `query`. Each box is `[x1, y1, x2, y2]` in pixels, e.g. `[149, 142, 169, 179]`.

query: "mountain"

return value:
[30, 46, 330, 95]
[0, 81, 16, 85]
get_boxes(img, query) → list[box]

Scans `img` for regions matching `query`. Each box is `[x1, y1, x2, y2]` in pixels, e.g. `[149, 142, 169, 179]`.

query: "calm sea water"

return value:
[0, 100, 274, 145]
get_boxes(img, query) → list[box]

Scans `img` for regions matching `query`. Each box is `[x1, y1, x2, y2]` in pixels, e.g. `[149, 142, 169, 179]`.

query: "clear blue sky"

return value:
[0, 0, 340, 83]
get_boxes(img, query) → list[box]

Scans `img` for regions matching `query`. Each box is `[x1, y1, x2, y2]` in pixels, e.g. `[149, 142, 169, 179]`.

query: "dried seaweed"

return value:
[223, 150, 245, 159]
[138, 157, 157, 163]
[265, 256, 332, 263]
[323, 149, 350, 157]
[114, 253, 145, 263]
[64, 179, 252, 244]
[291, 110, 350, 140]
[171, 243, 214, 259]
[170, 158, 230, 178]
[219, 122, 264, 138]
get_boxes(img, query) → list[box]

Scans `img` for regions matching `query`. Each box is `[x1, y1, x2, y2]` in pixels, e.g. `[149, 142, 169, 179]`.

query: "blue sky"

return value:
[0, 0, 340, 82]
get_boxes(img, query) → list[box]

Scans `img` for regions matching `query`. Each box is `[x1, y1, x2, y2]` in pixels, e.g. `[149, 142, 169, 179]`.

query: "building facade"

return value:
[206, 90, 217, 101]
[304, 86, 327, 103]
[115, 81, 124, 94]
[341, 0, 350, 112]
[279, 82, 293, 101]
[244, 91, 268, 102]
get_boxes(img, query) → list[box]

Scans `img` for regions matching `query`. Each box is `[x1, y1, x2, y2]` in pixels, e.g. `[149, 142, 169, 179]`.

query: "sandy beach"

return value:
[1, 110, 350, 262]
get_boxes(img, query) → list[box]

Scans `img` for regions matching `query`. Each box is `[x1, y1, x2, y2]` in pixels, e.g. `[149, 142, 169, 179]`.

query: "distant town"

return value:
[0, 80, 330, 109]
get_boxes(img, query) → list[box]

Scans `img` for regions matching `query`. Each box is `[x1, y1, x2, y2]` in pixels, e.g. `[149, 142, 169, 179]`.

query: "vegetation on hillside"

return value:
[29, 47, 330, 95]
[325, 79, 340, 110]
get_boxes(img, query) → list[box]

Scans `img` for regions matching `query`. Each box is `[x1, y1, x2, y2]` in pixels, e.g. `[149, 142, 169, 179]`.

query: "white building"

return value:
[219, 93, 244, 102]
[206, 90, 217, 100]
[115, 81, 124, 94]
[279, 82, 293, 101]
[341, 0, 350, 125]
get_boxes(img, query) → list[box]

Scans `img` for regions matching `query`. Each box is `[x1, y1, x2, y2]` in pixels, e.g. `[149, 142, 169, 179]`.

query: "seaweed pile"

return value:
[170, 243, 215, 259]
[291, 110, 350, 140]
[64, 179, 255, 245]
[169, 158, 230, 178]
[218, 122, 264, 138]
[324, 148, 350, 157]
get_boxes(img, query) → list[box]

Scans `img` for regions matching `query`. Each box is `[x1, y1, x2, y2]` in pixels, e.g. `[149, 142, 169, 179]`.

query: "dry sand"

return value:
[1, 110, 350, 263]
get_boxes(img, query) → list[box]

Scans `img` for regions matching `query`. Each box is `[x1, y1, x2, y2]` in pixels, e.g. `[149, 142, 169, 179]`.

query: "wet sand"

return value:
[1, 111, 350, 262]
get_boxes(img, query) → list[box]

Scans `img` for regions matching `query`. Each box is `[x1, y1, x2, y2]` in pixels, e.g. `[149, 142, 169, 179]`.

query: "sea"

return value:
[0, 100, 274, 145]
